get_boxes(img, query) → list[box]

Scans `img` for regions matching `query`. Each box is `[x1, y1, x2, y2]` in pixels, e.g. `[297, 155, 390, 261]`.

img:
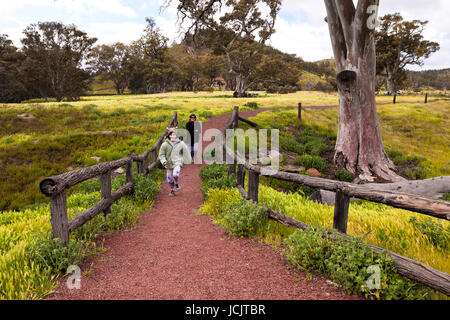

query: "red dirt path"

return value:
[46, 109, 360, 300]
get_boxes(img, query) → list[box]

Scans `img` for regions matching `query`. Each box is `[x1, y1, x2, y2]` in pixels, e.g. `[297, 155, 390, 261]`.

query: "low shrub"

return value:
[284, 227, 433, 300]
[409, 216, 449, 250]
[132, 170, 163, 204]
[29, 234, 85, 275]
[243, 102, 259, 109]
[280, 136, 305, 154]
[220, 198, 269, 237]
[199, 163, 235, 198]
[199, 163, 229, 181]
[335, 169, 353, 182]
[294, 155, 327, 172]
[304, 137, 328, 156]
[108, 108, 126, 117]
[201, 175, 236, 198]
[406, 165, 429, 180]
[198, 188, 241, 217]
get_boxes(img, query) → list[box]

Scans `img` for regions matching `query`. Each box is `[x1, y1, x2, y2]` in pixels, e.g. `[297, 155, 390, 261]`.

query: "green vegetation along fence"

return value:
[222, 106, 450, 296]
[39, 112, 178, 246]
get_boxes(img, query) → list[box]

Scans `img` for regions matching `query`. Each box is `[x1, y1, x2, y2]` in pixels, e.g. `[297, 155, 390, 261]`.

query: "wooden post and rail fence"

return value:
[223, 105, 450, 296]
[39, 112, 178, 246]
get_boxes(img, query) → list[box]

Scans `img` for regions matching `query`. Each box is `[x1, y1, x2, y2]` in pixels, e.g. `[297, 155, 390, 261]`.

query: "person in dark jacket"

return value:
[185, 113, 201, 158]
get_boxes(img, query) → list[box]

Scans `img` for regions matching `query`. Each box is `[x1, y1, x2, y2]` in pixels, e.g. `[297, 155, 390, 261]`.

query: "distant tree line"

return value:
[0, 17, 305, 103]
[0, 13, 445, 103]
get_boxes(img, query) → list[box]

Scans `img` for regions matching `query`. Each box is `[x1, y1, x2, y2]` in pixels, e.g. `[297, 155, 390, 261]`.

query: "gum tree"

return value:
[375, 13, 439, 94]
[323, 0, 405, 182]
[21, 22, 97, 101]
[166, 0, 282, 97]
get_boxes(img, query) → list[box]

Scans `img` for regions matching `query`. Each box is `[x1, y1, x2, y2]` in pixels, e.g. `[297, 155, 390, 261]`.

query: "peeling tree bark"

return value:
[325, 0, 404, 182]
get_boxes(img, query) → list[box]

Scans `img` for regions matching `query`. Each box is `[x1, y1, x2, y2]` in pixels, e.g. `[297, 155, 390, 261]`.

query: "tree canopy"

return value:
[375, 13, 440, 93]
[20, 22, 97, 101]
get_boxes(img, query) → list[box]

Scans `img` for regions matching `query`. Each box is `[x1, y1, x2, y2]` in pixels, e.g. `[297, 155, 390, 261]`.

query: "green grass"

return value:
[1, 90, 446, 211]
[0, 168, 164, 299]
[1, 90, 448, 299]
[245, 99, 449, 178]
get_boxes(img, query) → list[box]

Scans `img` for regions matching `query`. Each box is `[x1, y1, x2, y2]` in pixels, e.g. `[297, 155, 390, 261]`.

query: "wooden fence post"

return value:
[100, 170, 112, 215]
[425, 93, 428, 104]
[236, 164, 245, 187]
[50, 191, 69, 246]
[126, 159, 135, 195]
[136, 160, 144, 174]
[298, 102, 302, 121]
[233, 106, 239, 129]
[142, 155, 149, 175]
[333, 189, 350, 234]
[152, 148, 158, 168]
[247, 169, 260, 202]
[228, 158, 236, 176]
[393, 94, 397, 104]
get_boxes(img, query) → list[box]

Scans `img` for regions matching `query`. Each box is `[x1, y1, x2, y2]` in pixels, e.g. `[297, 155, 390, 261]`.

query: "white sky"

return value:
[1, 0, 449, 70]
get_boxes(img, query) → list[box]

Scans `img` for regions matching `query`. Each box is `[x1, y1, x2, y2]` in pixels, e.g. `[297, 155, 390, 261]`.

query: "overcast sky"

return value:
[1, 0, 448, 70]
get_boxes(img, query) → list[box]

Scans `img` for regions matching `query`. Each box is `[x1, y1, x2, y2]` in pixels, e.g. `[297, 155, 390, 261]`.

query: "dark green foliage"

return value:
[406, 165, 429, 180]
[443, 192, 450, 201]
[28, 167, 164, 277]
[199, 111, 213, 119]
[259, 175, 317, 197]
[335, 169, 353, 182]
[409, 216, 450, 249]
[199, 163, 235, 197]
[280, 136, 305, 154]
[201, 175, 236, 198]
[284, 227, 433, 300]
[385, 147, 431, 180]
[243, 101, 259, 109]
[132, 170, 164, 204]
[199, 162, 229, 181]
[294, 155, 327, 172]
[221, 199, 269, 237]
[29, 234, 85, 275]
[303, 137, 328, 156]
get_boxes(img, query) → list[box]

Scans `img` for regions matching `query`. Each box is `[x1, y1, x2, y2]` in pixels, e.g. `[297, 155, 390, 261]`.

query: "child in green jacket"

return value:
[159, 127, 192, 196]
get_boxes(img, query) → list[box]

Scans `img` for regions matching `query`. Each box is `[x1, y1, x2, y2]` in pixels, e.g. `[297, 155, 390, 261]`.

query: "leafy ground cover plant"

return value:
[284, 226, 433, 300]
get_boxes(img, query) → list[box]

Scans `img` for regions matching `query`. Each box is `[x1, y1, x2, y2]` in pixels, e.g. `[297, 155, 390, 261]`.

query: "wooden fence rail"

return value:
[40, 112, 178, 246]
[223, 106, 450, 296]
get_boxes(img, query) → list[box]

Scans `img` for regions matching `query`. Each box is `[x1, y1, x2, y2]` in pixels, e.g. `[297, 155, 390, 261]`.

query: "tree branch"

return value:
[354, 0, 379, 53]
[335, 0, 356, 47]
[324, 0, 348, 69]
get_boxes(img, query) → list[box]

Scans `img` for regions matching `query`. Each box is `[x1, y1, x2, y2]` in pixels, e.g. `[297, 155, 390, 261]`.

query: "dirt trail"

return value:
[47, 108, 359, 300]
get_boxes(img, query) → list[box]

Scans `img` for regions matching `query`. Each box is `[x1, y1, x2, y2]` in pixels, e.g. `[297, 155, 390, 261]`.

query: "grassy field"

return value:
[0, 90, 448, 299]
[1, 90, 448, 211]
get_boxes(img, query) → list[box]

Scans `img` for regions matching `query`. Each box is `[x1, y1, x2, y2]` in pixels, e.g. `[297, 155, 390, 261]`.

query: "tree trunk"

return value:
[325, 0, 404, 183]
[386, 68, 396, 94]
[309, 176, 450, 205]
[234, 74, 247, 97]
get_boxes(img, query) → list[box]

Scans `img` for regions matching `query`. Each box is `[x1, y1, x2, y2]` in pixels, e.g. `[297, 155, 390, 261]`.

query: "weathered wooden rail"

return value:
[39, 112, 178, 246]
[222, 106, 450, 296]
